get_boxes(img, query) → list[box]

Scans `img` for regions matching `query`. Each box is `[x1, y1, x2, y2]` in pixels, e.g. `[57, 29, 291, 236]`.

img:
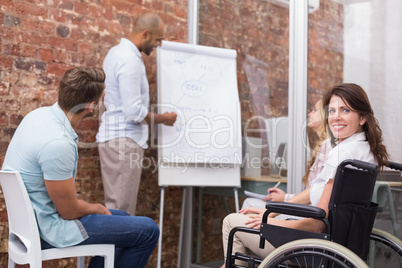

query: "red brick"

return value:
[0, 82, 10, 96]
[3, 127, 16, 138]
[58, 0, 74, 10]
[48, 36, 78, 52]
[0, 28, 13, 43]
[0, 210, 8, 223]
[38, 74, 53, 86]
[49, 8, 66, 22]
[16, 31, 47, 46]
[67, 14, 95, 28]
[10, 114, 23, 125]
[101, 9, 115, 20]
[98, 20, 122, 35]
[174, 5, 186, 19]
[0, 113, 8, 125]
[0, 0, 15, 11]
[78, 43, 91, 54]
[52, 49, 70, 63]
[38, 21, 55, 35]
[71, 28, 86, 41]
[47, 62, 72, 76]
[1, 71, 19, 85]
[4, 43, 20, 56]
[88, 6, 102, 18]
[74, 2, 89, 15]
[110, 0, 133, 13]
[100, 35, 119, 48]
[3, 99, 20, 111]
[19, 72, 40, 87]
[39, 48, 53, 62]
[161, 2, 173, 13]
[15, 3, 47, 17]
[4, 13, 22, 27]
[71, 53, 84, 64]
[127, 0, 142, 4]
[76, 118, 100, 131]
[116, 13, 131, 27]
[21, 17, 39, 32]
[86, 31, 100, 43]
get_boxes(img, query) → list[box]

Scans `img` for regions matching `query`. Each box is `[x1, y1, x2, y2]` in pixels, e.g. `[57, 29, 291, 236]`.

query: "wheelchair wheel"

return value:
[258, 238, 368, 268]
[368, 228, 402, 268]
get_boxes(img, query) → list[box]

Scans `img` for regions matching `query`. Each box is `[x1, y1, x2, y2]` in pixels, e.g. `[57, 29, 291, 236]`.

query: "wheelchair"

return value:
[225, 159, 402, 268]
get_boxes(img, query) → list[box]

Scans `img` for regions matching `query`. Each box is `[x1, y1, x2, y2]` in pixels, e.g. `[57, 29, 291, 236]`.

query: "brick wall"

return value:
[0, 0, 343, 267]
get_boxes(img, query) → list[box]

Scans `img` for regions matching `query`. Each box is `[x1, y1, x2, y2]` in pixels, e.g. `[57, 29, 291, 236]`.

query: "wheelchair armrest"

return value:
[259, 202, 330, 250]
[262, 201, 326, 223]
[387, 161, 402, 172]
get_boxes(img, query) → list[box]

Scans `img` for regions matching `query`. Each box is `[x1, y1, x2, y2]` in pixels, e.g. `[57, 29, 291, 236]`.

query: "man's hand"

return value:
[145, 111, 177, 126]
[161, 111, 177, 126]
[94, 203, 112, 216]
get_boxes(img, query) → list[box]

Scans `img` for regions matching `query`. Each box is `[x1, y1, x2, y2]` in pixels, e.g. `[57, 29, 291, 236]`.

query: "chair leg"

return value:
[386, 186, 400, 237]
[8, 257, 15, 268]
[77, 256, 85, 268]
[105, 254, 114, 268]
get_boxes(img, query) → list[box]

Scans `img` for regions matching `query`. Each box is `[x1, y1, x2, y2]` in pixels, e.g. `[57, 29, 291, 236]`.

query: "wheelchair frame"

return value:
[225, 160, 402, 268]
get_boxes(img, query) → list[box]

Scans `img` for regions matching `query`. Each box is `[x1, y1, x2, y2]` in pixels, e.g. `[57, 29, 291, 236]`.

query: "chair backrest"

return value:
[0, 171, 42, 264]
[328, 159, 378, 260]
[270, 142, 287, 176]
[265, 116, 288, 166]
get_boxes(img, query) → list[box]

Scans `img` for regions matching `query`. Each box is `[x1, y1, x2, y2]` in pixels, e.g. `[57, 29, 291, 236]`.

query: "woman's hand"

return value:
[238, 207, 266, 230]
[239, 207, 266, 215]
[244, 212, 264, 229]
[264, 188, 285, 202]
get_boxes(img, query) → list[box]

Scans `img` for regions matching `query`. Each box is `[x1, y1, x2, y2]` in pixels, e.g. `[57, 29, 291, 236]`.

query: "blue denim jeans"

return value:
[41, 209, 159, 268]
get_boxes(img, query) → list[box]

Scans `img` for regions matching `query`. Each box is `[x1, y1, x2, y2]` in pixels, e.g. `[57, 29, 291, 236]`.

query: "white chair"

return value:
[0, 170, 115, 268]
[265, 116, 288, 176]
[372, 181, 399, 237]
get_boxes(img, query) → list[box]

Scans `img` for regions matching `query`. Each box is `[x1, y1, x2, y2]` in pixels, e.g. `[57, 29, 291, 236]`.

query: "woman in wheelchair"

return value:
[221, 83, 389, 267]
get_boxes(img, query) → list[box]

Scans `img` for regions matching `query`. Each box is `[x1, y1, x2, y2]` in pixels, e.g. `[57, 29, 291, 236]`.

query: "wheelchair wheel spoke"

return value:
[258, 239, 368, 268]
[368, 229, 402, 268]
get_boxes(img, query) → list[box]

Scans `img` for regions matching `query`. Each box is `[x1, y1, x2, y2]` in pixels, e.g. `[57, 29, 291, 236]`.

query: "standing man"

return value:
[2, 67, 160, 267]
[97, 12, 177, 216]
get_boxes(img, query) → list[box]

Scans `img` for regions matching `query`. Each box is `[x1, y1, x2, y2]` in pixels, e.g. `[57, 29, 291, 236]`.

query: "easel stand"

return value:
[157, 167, 240, 268]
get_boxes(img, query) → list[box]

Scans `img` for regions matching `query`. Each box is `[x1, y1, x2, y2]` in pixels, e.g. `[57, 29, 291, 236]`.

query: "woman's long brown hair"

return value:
[322, 83, 389, 169]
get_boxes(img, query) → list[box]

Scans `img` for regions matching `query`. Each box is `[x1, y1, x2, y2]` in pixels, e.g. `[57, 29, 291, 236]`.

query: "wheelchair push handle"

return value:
[339, 159, 378, 173]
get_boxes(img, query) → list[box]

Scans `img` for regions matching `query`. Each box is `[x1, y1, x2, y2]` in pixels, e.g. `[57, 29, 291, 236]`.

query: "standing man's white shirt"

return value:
[97, 38, 150, 216]
[97, 38, 149, 149]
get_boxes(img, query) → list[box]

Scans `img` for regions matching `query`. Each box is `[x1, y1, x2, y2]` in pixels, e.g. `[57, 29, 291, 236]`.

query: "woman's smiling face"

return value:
[327, 95, 366, 142]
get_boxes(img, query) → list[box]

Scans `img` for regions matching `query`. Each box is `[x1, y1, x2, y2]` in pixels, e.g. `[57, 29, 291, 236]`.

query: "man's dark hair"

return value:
[58, 67, 105, 114]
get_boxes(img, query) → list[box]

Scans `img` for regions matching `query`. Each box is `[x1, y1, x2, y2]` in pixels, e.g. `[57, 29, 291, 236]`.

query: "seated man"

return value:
[2, 67, 159, 268]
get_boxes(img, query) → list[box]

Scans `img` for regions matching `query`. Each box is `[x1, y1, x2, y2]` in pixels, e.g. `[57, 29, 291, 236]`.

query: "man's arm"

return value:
[45, 178, 111, 220]
[144, 111, 177, 126]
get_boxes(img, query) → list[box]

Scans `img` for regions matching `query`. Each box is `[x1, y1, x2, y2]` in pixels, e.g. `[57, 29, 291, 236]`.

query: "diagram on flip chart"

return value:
[157, 41, 241, 164]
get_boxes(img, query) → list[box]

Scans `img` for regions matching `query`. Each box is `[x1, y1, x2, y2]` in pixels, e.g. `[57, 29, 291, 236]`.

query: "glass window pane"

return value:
[198, 1, 290, 178]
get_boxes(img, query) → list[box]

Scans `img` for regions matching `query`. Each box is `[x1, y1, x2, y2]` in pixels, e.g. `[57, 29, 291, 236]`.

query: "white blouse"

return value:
[309, 132, 376, 206]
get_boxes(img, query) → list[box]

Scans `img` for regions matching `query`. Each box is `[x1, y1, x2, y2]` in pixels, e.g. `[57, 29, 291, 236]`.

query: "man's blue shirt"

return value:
[2, 103, 88, 247]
